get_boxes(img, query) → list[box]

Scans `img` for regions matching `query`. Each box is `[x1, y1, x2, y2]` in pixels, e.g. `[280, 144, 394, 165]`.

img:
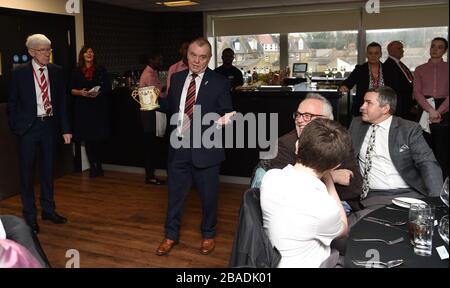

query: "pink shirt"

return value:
[139, 65, 162, 90]
[167, 60, 188, 92]
[413, 58, 449, 114]
[0, 239, 43, 268]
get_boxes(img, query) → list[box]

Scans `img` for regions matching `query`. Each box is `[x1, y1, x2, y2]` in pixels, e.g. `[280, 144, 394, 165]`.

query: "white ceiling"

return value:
[89, 0, 368, 12]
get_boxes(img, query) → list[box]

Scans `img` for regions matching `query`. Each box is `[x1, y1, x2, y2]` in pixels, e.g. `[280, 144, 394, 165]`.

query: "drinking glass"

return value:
[440, 177, 449, 207]
[438, 215, 449, 245]
[408, 203, 433, 245]
[331, 67, 338, 79]
[340, 66, 346, 78]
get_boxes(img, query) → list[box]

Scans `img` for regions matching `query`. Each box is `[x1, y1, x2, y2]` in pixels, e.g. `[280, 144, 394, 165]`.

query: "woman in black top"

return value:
[340, 42, 385, 116]
[70, 46, 111, 177]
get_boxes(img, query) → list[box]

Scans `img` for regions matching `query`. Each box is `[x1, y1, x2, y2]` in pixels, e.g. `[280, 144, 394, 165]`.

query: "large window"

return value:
[288, 30, 358, 75]
[366, 27, 448, 71]
[216, 34, 280, 74]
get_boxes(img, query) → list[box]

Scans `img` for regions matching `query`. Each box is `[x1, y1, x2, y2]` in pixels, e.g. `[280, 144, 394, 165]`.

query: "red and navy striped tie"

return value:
[182, 73, 198, 134]
[39, 67, 52, 115]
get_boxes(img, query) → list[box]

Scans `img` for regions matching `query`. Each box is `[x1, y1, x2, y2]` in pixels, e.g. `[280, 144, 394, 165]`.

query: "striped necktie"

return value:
[399, 61, 413, 82]
[361, 124, 378, 200]
[39, 67, 52, 115]
[182, 73, 198, 134]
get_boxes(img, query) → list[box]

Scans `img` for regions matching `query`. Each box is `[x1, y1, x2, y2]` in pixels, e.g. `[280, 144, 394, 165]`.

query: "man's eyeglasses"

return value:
[31, 48, 53, 54]
[292, 111, 324, 121]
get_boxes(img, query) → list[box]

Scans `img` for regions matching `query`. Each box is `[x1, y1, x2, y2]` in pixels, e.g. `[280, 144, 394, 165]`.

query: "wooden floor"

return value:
[0, 171, 248, 268]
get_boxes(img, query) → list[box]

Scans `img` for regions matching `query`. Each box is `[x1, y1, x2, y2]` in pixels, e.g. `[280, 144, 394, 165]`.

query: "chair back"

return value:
[229, 188, 281, 268]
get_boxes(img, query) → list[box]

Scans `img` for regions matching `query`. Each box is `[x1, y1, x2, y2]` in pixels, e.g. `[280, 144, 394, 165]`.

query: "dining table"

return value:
[344, 197, 449, 268]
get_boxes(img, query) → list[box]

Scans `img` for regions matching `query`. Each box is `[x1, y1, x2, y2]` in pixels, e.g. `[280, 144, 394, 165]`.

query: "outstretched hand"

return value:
[217, 111, 237, 126]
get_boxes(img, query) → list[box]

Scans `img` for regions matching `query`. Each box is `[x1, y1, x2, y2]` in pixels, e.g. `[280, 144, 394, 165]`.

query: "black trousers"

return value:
[84, 140, 103, 166]
[18, 119, 56, 221]
[1, 215, 50, 267]
[165, 148, 220, 241]
[143, 132, 157, 178]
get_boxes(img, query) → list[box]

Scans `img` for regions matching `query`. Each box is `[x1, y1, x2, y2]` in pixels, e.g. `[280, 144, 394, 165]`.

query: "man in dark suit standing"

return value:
[383, 41, 415, 120]
[156, 38, 235, 256]
[349, 86, 442, 214]
[7, 34, 71, 234]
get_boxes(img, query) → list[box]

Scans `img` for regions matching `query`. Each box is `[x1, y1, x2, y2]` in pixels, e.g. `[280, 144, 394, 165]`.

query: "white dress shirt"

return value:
[260, 165, 343, 268]
[177, 71, 204, 135]
[32, 59, 52, 116]
[358, 116, 410, 190]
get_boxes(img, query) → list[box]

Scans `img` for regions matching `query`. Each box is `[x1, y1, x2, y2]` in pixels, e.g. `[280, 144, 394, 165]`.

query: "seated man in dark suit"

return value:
[349, 86, 442, 220]
[268, 93, 363, 211]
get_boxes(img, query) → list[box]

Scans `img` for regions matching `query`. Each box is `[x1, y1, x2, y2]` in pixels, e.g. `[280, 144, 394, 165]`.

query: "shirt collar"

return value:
[188, 70, 205, 81]
[427, 58, 444, 64]
[389, 55, 400, 64]
[376, 115, 393, 131]
[32, 59, 46, 71]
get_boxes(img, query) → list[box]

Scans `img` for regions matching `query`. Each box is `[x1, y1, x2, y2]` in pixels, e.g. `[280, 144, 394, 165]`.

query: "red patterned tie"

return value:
[39, 68, 52, 115]
[182, 74, 198, 134]
[399, 61, 413, 83]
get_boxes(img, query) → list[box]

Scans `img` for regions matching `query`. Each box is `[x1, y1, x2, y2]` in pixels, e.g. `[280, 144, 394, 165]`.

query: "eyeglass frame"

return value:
[30, 48, 53, 54]
[292, 111, 325, 121]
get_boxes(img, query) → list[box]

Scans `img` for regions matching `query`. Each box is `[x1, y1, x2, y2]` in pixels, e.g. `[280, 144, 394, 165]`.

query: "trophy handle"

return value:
[131, 89, 141, 105]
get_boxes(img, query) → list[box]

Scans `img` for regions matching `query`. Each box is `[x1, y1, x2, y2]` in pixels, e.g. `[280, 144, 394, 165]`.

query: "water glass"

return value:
[413, 215, 434, 256]
[408, 203, 434, 246]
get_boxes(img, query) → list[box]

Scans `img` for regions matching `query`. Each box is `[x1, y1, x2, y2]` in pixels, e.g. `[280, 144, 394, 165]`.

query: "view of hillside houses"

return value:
[216, 26, 448, 76]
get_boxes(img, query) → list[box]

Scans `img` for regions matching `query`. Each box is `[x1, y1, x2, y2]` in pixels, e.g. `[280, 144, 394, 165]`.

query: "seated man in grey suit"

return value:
[349, 86, 443, 215]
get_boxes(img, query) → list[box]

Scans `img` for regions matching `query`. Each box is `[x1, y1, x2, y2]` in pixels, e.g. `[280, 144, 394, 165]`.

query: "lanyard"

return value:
[32, 67, 49, 93]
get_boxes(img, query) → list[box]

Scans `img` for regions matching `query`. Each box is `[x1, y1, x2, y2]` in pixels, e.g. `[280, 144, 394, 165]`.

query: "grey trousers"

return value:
[1, 215, 50, 267]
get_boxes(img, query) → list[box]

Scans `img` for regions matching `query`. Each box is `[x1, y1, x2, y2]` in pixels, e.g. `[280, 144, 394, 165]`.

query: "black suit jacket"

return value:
[166, 68, 233, 168]
[270, 129, 363, 211]
[7, 62, 70, 136]
[383, 57, 414, 120]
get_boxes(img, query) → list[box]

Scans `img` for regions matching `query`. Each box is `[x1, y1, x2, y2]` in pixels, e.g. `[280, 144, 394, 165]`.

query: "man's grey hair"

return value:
[26, 34, 51, 49]
[304, 93, 334, 120]
[366, 86, 397, 115]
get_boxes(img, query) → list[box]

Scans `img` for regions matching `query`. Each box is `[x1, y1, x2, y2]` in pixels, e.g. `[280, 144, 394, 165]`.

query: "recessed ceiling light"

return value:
[155, 1, 199, 7]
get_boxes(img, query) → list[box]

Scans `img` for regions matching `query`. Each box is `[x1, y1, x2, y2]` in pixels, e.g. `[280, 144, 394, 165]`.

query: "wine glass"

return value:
[438, 177, 449, 245]
[439, 215, 449, 245]
[331, 67, 338, 79]
[324, 67, 330, 83]
[440, 177, 448, 207]
[340, 66, 346, 78]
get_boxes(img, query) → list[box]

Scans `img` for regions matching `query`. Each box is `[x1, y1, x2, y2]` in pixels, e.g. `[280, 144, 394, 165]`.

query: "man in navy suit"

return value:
[7, 34, 72, 234]
[156, 38, 235, 256]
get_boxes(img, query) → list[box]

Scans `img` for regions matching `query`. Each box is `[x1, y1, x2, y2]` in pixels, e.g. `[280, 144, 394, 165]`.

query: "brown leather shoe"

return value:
[200, 238, 215, 255]
[156, 239, 178, 256]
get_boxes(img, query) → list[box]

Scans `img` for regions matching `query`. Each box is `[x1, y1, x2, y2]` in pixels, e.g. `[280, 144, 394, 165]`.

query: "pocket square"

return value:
[399, 144, 409, 152]
[204, 81, 208, 86]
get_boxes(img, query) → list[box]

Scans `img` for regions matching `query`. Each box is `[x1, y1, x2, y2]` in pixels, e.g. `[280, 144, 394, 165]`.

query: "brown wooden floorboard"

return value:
[0, 171, 248, 268]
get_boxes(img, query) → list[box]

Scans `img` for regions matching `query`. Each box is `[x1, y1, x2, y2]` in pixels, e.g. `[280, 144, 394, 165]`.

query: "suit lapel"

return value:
[26, 62, 38, 111]
[355, 120, 370, 155]
[388, 116, 400, 162]
[195, 68, 211, 105]
[47, 64, 56, 103]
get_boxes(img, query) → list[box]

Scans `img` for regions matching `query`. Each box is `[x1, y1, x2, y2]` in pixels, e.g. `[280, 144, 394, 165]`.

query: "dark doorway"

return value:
[0, 7, 76, 103]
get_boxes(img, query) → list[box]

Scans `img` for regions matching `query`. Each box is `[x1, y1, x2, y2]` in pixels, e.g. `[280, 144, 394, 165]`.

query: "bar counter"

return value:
[103, 86, 345, 177]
